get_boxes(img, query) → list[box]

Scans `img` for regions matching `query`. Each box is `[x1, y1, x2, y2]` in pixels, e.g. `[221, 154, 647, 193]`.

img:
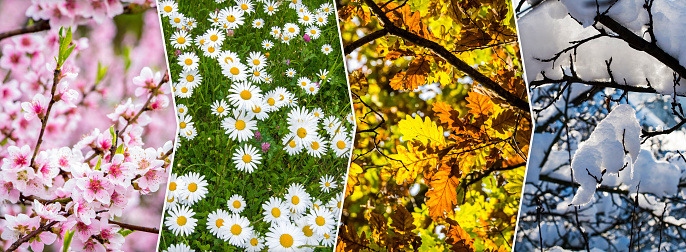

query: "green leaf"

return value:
[109, 125, 116, 141]
[96, 62, 108, 83]
[62, 229, 75, 252]
[116, 144, 124, 155]
[118, 229, 135, 237]
[95, 156, 102, 171]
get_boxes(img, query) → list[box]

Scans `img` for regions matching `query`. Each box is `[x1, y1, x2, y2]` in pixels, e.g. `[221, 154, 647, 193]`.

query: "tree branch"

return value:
[0, 20, 49, 42]
[344, 28, 388, 55]
[361, 0, 531, 112]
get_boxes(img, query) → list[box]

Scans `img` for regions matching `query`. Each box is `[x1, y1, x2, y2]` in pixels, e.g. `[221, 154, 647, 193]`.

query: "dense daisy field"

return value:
[157, 0, 353, 251]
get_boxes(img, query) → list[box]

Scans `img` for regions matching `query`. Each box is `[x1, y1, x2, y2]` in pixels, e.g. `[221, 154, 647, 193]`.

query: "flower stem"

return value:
[29, 68, 62, 168]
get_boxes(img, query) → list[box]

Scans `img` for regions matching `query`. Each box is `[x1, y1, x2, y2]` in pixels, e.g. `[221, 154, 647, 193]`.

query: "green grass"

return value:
[158, 0, 352, 251]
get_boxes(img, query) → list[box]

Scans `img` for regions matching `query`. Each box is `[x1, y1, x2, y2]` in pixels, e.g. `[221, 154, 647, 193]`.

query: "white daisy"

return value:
[287, 107, 318, 148]
[283, 23, 299, 37]
[321, 44, 333, 55]
[265, 222, 306, 251]
[194, 34, 208, 48]
[247, 51, 267, 70]
[178, 172, 208, 205]
[285, 68, 296, 78]
[321, 230, 336, 247]
[281, 34, 293, 45]
[227, 194, 247, 214]
[184, 16, 197, 30]
[167, 173, 187, 202]
[264, 0, 279, 16]
[163, 243, 194, 252]
[171, 30, 191, 50]
[282, 136, 303, 156]
[319, 3, 333, 15]
[319, 175, 337, 193]
[175, 82, 194, 98]
[262, 197, 289, 224]
[178, 52, 200, 71]
[270, 26, 282, 39]
[305, 26, 321, 40]
[223, 214, 253, 247]
[298, 10, 315, 26]
[211, 99, 230, 117]
[247, 100, 269, 120]
[179, 69, 202, 88]
[176, 104, 188, 117]
[314, 13, 328, 27]
[165, 204, 197, 236]
[318, 69, 329, 81]
[218, 50, 241, 67]
[169, 12, 186, 29]
[245, 232, 265, 252]
[311, 108, 324, 120]
[347, 111, 355, 124]
[296, 77, 311, 90]
[252, 18, 265, 29]
[284, 183, 311, 215]
[219, 6, 245, 29]
[331, 131, 351, 157]
[307, 205, 335, 235]
[262, 40, 274, 50]
[304, 83, 319, 95]
[326, 194, 343, 217]
[232, 144, 262, 173]
[181, 125, 197, 140]
[205, 28, 226, 46]
[227, 81, 263, 111]
[222, 60, 249, 82]
[288, 0, 302, 9]
[323, 116, 342, 136]
[236, 0, 255, 14]
[207, 209, 231, 240]
[222, 109, 257, 142]
[159, 0, 178, 17]
[201, 44, 221, 59]
[295, 216, 321, 245]
[250, 67, 267, 83]
[208, 11, 221, 27]
[306, 136, 327, 158]
[178, 114, 194, 133]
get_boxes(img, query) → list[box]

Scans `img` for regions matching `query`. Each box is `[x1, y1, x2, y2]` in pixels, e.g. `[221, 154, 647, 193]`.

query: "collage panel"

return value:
[0, 1, 175, 251]
[337, 0, 530, 251]
[514, 1, 686, 251]
[157, 0, 353, 251]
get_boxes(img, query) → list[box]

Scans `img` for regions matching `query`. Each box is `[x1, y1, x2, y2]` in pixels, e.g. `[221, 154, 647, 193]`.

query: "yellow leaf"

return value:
[425, 166, 461, 220]
[348, 70, 369, 97]
[397, 115, 445, 147]
[390, 141, 437, 185]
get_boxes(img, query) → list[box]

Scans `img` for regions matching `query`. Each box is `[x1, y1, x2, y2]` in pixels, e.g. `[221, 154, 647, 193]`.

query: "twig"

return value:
[29, 68, 62, 168]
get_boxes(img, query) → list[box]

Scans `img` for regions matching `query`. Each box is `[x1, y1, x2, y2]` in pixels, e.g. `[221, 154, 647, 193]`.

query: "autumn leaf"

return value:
[397, 114, 446, 146]
[445, 218, 475, 252]
[346, 162, 363, 196]
[389, 56, 431, 90]
[465, 91, 494, 117]
[390, 206, 416, 233]
[337, 224, 370, 252]
[432, 101, 455, 126]
[488, 107, 517, 134]
[425, 165, 461, 220]
[390, 141, 437, 185]
[349, 69, 369, 97]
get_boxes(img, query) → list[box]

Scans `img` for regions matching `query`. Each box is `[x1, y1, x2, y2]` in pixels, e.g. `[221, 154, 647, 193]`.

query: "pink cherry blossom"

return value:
[0, 45, 30, 71]
[132, 67, 162, 97]
[75, 170, 113, 204]
[33, 199, 67, 222]
[102, 154, 134, 186]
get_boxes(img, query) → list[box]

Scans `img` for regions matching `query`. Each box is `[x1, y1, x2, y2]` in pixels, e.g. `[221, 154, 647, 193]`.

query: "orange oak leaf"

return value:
[445, 218, 475, 252]
[465, 91, 494, 117]
[425, 166, 461, 220]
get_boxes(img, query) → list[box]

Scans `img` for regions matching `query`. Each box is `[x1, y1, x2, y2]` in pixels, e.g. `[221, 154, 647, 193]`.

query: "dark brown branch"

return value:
[0, 20, 49, 42]
[29, 68, 62, 168]
[597, 15, 686, 79]
[344, 28, 388, 55]
[7, 219, 60, 251]
[108, 219, 160, 234]
[361, 0, 531, 112]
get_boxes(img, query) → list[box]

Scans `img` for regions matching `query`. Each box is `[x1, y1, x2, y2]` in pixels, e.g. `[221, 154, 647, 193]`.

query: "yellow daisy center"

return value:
[271, 207, 281, 217]
[186, 75, 194, 82]
[167, 196, 174, 202]
[230, 67, 240, 75]
[279, 95, 285, 100]
[324, 233, 330, 239]
[242, 154, 252, 163]
[179, 108, 185, 113]
[240, 90, 252, 100]
[208, 47, 215, 53]
[231, 224, 242, 235]
[309, 87, 314, 92]
[164, 6, 172, 12]
[337, 201, 341, 208]
[250, 238, 258, 246]
[311, 30, 316, 34]
[188, 183, 198, 192]
[268, 6, 274, 11]
[227, 15, 235, 22]
[315, 216, 325, 226]
[325, 8, 330, 12]
[292, 0, 297, 3]
[319, 17, 324, 22]
[252, 106, 261, 113]
[233, 200, 242, 208]
[177, 37, 185, 44]
[303, 16, 309, 21]
[288, 27, 295, 33]
[225, 57, 234, 64]
[311, 141, 319, 150]
[181, 87, 188, 93]
[284, 36, 290, 41]
[291, 195, 300, 205]
[177, 216, 187, 225]
[297, 128, 307, 138]
[184, 59, 192, 65]
[301, 82, 307, 86]
[325, 182, 330, 187]
[252, 59, 260, 65]
[314, 112, 320, 117]
[210, 34, 218, 41]
[241, 4, 248, 10]
[217, 107, 224, 113]
[303, 225, 314, 237]
[216, 219, 224, 227]
[235, 120, 246, 130]
[288, 141, 296, 148]
[280, 234, 294, 248]
[267, 98, 276, 106]
[321, 75, 326, 79]
[174, 18, 180, 23]
[254, 71, 260, 76]
[337, 141, 346, 149]
[169, 182, 177, 190]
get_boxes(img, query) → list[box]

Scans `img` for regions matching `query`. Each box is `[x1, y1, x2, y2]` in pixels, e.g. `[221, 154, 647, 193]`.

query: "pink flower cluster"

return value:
[25, 0, 154, 28]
